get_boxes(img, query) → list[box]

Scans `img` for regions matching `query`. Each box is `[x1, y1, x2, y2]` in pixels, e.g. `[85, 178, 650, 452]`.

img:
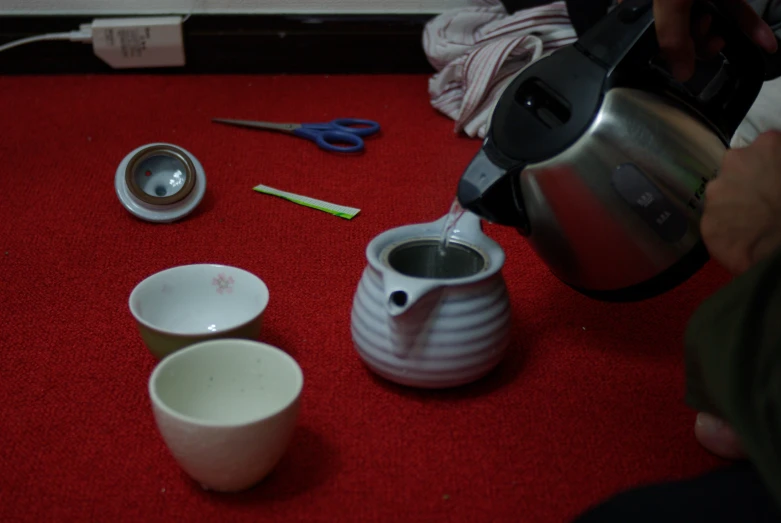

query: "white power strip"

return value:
[0, 16, 186, 69]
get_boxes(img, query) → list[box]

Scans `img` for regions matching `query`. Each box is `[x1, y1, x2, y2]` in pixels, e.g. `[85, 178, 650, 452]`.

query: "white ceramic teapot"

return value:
[351, 210, 512, 388]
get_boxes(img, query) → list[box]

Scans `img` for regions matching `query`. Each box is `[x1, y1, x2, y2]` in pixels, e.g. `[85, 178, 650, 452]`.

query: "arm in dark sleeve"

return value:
[685, 245, 781, 504]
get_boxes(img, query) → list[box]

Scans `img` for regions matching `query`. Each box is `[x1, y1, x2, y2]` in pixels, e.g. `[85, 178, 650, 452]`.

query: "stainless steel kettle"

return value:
[456, 0, 779, 301]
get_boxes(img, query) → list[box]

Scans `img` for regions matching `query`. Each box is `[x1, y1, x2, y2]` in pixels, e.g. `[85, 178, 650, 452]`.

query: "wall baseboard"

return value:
[0, 14, 436, 74]
[0, 0, 471, 15]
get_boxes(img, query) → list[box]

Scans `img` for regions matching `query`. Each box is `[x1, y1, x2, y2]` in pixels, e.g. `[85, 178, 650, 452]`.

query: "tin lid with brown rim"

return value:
[125, 144, 197, 206]
[115, 142, 207, 223]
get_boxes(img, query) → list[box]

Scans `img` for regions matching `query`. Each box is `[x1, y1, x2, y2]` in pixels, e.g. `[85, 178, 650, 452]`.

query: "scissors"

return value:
[212, 117, 381, 153]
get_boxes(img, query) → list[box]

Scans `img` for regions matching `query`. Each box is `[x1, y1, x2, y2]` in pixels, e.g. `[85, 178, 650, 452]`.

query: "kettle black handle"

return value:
[577, 0, 766, 141]
[575, 0, 656, 72]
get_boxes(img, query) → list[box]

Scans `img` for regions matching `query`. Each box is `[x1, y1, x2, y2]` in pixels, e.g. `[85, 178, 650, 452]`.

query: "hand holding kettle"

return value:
[701, 130, 781, 275]
[652, 0, 778, 80]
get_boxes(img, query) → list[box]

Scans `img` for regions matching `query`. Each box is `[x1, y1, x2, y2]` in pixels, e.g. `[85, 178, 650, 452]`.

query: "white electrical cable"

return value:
[0, 29, 92, 54]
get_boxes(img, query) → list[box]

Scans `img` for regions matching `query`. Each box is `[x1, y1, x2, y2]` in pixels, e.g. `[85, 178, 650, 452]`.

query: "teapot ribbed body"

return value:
[351, 263, 511, 388]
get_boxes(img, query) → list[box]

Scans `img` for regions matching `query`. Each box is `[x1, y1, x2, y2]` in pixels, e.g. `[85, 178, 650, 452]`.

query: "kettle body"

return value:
[457, 0, 772, 301]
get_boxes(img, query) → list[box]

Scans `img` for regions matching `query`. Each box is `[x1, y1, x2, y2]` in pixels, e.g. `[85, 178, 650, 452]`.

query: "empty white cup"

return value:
[148, 339, 303, 492]
[129, 263, 270, 360]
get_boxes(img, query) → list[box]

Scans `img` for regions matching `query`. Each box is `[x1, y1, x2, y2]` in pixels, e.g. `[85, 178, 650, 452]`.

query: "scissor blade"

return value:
[212, 118, 300, 133]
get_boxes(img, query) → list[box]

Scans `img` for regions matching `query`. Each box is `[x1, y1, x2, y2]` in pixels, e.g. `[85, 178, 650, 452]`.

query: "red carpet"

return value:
[0, 74, 732, 522]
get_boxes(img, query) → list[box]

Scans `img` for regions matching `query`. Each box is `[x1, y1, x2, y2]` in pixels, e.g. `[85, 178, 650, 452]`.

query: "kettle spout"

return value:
[457, 147, 527, 229]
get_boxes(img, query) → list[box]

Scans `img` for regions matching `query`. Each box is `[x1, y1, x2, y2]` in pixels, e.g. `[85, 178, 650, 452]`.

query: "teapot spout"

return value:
[457, 146, 528, 229]
[384, 274, 441, 318]
[383, 273, 444, 358]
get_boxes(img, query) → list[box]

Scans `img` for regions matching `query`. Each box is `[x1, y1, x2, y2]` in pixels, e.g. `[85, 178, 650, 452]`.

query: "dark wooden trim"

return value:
[0, 14, 437, 74]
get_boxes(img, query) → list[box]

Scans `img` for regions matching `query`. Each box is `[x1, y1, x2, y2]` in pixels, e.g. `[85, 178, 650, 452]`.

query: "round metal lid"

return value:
[115, 143, 207, 223]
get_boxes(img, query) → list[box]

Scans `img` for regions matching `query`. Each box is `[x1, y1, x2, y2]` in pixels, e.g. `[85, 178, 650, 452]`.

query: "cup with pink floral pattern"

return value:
[129, 264, 270, 359]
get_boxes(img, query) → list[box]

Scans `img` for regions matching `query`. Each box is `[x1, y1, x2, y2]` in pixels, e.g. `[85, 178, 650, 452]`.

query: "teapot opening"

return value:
[385, 239, 487, 280]
[389, 290, 408, 307]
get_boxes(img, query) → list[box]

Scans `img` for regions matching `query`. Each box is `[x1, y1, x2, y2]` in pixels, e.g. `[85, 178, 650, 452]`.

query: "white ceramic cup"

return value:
[129, 263, 270, 360]
[148, 339, 304, 492]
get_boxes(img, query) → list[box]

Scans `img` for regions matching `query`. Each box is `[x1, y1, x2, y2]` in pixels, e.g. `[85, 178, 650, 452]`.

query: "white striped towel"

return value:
[732, 76, 781, 147]
[423, 0, 578, 139]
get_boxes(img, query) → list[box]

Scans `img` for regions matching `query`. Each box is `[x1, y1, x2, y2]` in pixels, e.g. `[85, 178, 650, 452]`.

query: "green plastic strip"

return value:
[253, 183, 360, 219]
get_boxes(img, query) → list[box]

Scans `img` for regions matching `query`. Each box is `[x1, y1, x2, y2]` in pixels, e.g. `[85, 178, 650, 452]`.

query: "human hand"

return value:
[653, 0, 777, 81]
[701, 131, 781, 275]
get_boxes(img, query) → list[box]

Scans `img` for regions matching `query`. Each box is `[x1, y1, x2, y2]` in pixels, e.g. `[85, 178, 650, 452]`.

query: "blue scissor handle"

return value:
[330, 118, 381, 137]
[293, 127, 365, 153]
[302, 118, 381, 137]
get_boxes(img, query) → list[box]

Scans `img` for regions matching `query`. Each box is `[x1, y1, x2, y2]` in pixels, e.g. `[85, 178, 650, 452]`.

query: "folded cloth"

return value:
[422, 0, 577, 138]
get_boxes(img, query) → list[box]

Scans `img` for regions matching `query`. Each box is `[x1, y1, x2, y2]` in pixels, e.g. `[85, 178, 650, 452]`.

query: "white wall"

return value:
[0, 0, 476, 15]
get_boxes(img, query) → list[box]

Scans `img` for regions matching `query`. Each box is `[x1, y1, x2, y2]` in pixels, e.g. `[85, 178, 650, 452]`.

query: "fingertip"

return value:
[752, 22, 778, 53]
[657, 38, 695, 81]
[674, 66, 694, 82]
[706, 36, 725, 58]
[670, 58, 695, 82]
